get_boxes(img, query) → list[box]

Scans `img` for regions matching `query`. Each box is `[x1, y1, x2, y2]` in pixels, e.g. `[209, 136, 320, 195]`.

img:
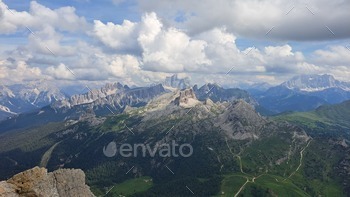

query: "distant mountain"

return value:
[253, 74, 350, 114]
[248, 82, 272, 91]
[0, 83, 166, 133]
[54, 82, 128, 108]
[244, 82, 272, 96]
[193, 83, 256, 105]
[163, 74, 191, 89]
[0, 81, 67, 120]
[282, 74, 350, 92]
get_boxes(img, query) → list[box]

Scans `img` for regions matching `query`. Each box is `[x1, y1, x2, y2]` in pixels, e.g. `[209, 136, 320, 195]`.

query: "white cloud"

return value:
[28, 26, 76, 56]
[109, 55, 140, 78]
[0, 0, 88, 34]
[313, 46, 350, 66]
[91, 12, 311, 78]
[92, 20, 139, 53]
[1, 0, 350, 87]
[138, 0, 350, 41]
[0, 60, 42, 83]
[46, 63, 75, 80]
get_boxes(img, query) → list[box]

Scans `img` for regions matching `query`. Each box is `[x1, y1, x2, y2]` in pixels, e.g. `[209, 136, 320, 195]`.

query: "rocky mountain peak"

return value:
[281, 74, 350, 92]
[227, 100, 262, 121]
[56, 82, 130, 108]
[0, 167, 94, 197]
[217, 100, 266, 140]
[164, 74, 191, 89]
[174, 88, 200, 108]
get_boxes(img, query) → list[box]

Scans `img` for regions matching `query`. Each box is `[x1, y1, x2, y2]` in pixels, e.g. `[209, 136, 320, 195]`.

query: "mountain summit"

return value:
[0, 81, 67, 120]
[174, 88, 200, 108]
[281, 74, 350, 92]
[163, 74, 191, 89]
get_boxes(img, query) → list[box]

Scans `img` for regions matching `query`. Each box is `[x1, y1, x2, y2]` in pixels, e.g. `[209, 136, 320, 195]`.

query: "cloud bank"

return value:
[0, 0, 350, 87]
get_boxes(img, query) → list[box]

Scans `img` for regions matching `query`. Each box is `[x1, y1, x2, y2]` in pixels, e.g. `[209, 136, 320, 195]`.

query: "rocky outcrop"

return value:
[216, 100, 267, 140]
[164, 74, 191, 89]
[174, 88, 200, 108]
[55, 82, 128, 108]
[0, 167, 94, 197]
[194, 83, 257, 105]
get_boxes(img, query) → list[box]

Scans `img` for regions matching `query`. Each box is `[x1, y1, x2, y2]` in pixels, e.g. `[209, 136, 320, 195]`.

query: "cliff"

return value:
[0, 167, 94, 197]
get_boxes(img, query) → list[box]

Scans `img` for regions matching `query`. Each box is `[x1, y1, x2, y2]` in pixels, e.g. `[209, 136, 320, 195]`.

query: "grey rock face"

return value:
[282, 74, 350, 92]
[0, 167, 94, 197]
[216, 100, 267, 140]
[164, 74, 191, 89]
[54, 83, 166, 111]
[173, 88, 198, 107]
[194, 83, 256, 105]
[0, 81, 67, 120]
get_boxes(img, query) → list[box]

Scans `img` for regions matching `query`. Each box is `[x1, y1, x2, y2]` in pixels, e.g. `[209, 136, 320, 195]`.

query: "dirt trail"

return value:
[232, 139, 312, 196]
[40, 141, 62, 167]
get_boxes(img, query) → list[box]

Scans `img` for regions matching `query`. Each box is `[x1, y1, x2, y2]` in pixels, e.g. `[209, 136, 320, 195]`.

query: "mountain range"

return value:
[0, 76, 350, 195]
[0, 86, 349, 196]
[2, 74, 350, 131]
[163, 74, 191, 89]
[251, 74, 350, 114]
[0, 81, 67, 121]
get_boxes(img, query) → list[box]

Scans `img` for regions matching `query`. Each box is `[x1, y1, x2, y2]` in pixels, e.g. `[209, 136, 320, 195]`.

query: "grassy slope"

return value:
[273, 100, 350, 130]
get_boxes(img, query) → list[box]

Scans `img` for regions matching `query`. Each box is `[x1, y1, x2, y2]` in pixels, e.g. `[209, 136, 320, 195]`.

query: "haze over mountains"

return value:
[1, 74, 350, 123]
[0, 81, 67, 121]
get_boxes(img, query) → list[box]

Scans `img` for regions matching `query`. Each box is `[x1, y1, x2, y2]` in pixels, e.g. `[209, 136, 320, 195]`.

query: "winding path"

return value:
[40, 141, 62, 167]
[229, 139, 312, 196]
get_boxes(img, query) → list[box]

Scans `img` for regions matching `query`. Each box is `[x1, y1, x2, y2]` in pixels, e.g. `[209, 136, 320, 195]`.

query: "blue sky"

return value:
[4, 0, 140, 23]
[1, 0, 350, 87]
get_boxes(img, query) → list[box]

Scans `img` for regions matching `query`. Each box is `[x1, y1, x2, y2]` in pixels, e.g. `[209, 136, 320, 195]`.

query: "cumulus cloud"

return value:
[46, 63, 75, 80]
[92, 20, 139, 53]
[1, 0, 350, 87]
[313, 46, 350, 66]
[92, 13, 310, 77]
[0, 60, 42, 83]
[138, 0, 350, 41]
[0, 0, 88, 34]
[27, 26, 76, 56]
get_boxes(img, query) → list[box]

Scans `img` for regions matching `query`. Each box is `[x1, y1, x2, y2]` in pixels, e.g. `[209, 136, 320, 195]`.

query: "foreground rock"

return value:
[0, 167, 94, 197]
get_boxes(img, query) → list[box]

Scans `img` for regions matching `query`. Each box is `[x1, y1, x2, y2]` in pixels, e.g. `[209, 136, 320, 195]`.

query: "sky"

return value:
[0, 0, 350, 88]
